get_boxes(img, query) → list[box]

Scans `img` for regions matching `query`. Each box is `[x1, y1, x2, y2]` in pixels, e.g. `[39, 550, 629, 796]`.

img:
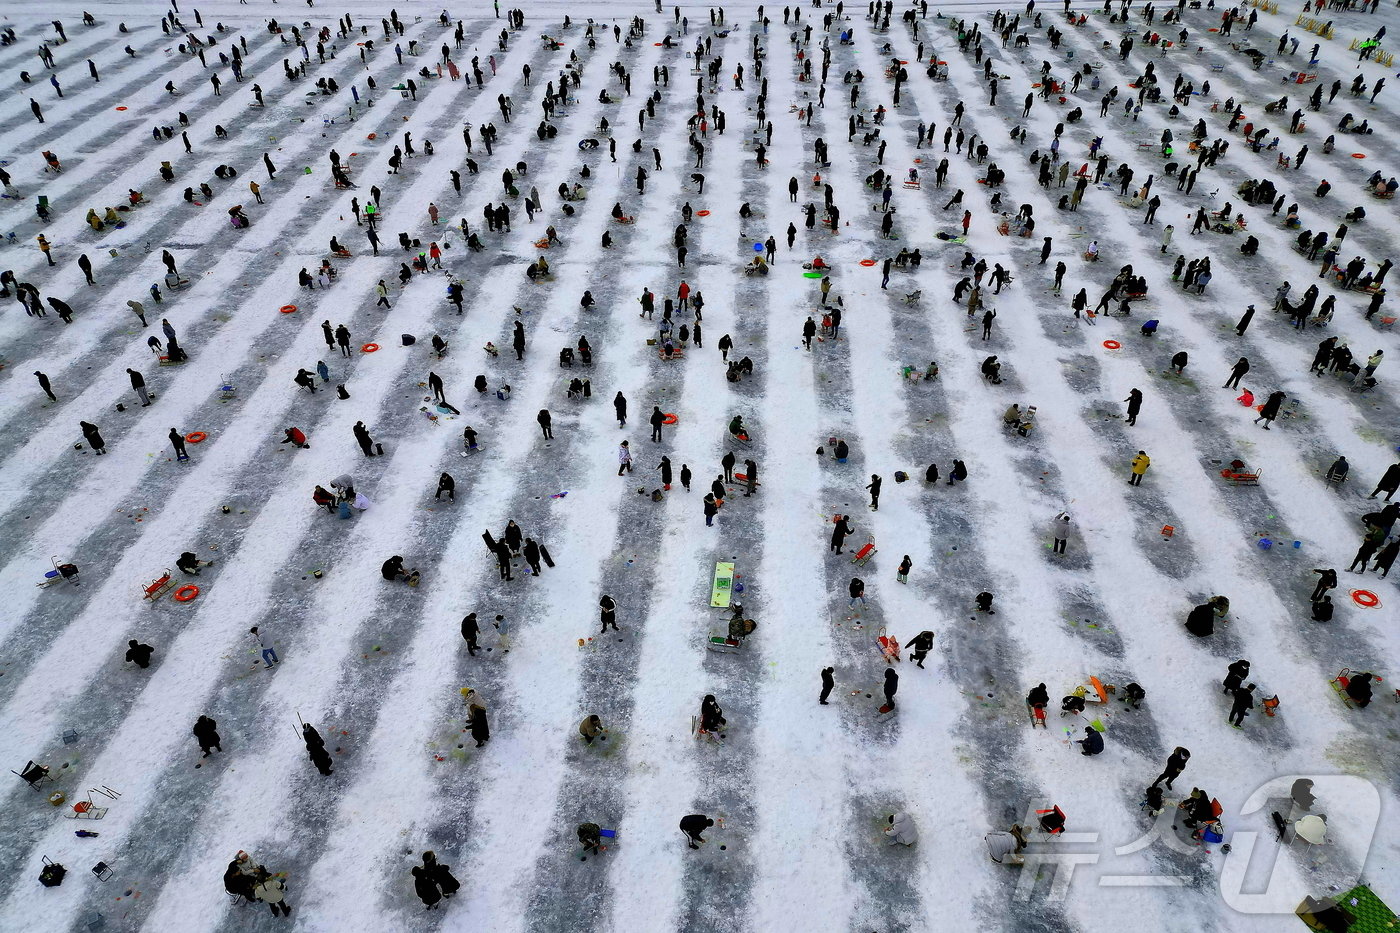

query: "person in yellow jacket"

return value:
[1130, 450, 1151, 486]
[36, 233, 54, 265]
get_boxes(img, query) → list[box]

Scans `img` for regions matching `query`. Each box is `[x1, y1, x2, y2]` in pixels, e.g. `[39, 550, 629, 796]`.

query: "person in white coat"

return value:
[253, 868, 291, 917]
[985, 825, 1028, 864]
[884, 812, 917, 846]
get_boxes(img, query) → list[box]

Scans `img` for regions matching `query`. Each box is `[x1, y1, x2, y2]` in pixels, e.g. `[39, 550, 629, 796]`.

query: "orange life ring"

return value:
[1351, 153, 1366, 159]
[185, 431, 208, 444]
[662, 412, 678, 425]
[362, 343, 379, 353]
[1352, 589, 1380, 608]
[1102, 340, 1122, 350]
[859, 259, 877, 267]
[280, 304, 297, 314]
[115, 106, 128, 111]
[696, 210, 711, 216]
[367, 133, 377, 140]
[173, 585, 200, 602]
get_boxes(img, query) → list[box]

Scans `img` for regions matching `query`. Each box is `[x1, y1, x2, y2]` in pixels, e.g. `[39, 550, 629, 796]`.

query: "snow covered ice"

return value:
[1, 0, 1399, 930]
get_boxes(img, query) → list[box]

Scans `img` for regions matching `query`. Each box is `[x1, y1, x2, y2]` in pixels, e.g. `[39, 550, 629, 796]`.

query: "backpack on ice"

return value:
[39, 858, 66, 887]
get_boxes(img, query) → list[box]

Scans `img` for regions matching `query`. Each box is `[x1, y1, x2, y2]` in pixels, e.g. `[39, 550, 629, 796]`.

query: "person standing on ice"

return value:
[192, 715, 221, 756]
[469, 700, 490, 747]
[1129, 451, 1150, 486]
[600, 595, 618, 632]
[830, 515, 853, 553]
[866, 474, 882, 510]
[461, 613, 480, 656]
[1123, 388, 1142, 426]
[1052, 512, 1071, 554]
[353, 421, 375, 456]
[618, 441, 633, 475]
[128, 368, 152, 406]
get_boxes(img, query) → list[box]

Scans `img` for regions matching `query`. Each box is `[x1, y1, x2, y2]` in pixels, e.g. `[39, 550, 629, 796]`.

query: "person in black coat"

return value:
[125, 640, 154, 668]
[469, 703, 490, 747]
[80, 421, 106, 454]
[1152, 747, 1190, 789]
[382, 556, 406, 581]
[1222, 659, 1250, 693]
[883, 667, 899, 707]
[1253, 390, 1286, 429]
[830, 515, 853, 553]
[411, 864, 442, 909]
[504, 520, 524, 555]
[512, 320, 526, 360]
[537, 409, 553, 439]
[1311, 595, 1333, 622]
[495, 540, 514, 580]
[613, 391, 627, 426]
[523, 538, 542, 575]
[600, 595, 618, 632]
[700, 695, 725, 732]
[422, 852, 458, 898]
[1344, 672, 1374, 706]
[1123, 388, 1143, 425]
[1311, 567, 1337, 600]
[436, 473, 455, 500]
[848, 577, 866, 608]
[658, 456, 673, 489]
[1185, 602, 1216, 637]
[904, 631, 935, 668]
[353, 421, 375, 455]
[304, 723, 333, 775]
[35, 371, 56, 401]
[461, 613, 479, 655]
[679, 814, 714, 848]
[650, 406, 666, 442]
[1371, 462, 1400, 500]
[948, 459, 967, 485]
[1224, 357, 1250, 389]
[1078, 725, 1104, 755]
[867, 474, 882, 510]
[193, 715, 221, 756]
[1228, 684, 1256, 728]
[224, 859, 257, 902]
[820, 667, 834, 704]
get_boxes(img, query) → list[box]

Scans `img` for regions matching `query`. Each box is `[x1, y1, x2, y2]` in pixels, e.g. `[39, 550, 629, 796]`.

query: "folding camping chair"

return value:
[13, 760, 53, 792]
